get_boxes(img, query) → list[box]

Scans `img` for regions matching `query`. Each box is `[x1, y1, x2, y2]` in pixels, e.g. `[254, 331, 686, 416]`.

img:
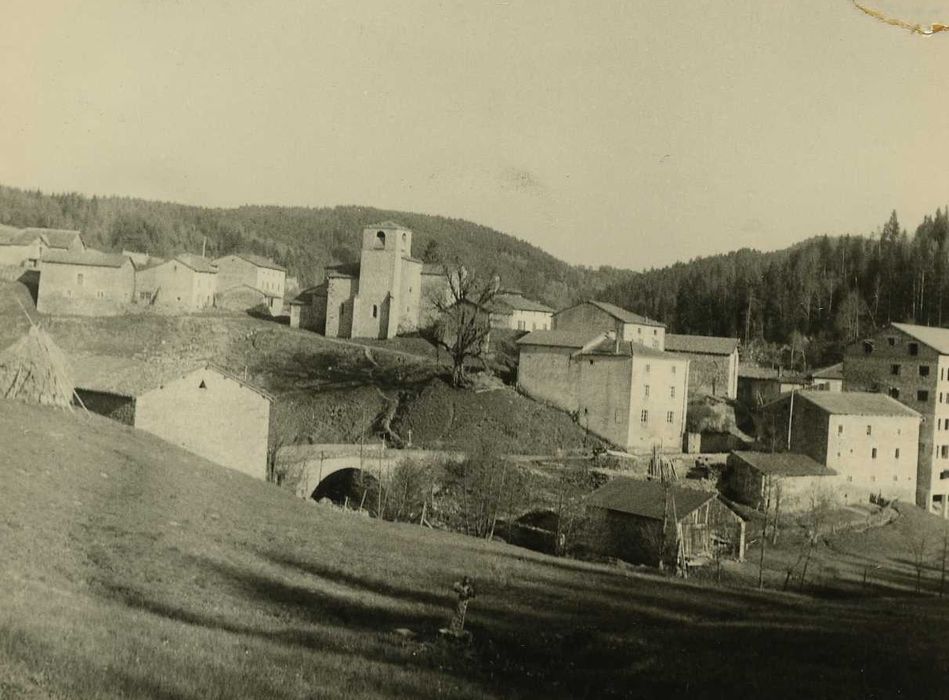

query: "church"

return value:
[315, 222, 447, 339]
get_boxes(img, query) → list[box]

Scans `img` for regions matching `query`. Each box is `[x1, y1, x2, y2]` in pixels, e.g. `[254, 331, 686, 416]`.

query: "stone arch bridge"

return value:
[276, 443, 466, 501]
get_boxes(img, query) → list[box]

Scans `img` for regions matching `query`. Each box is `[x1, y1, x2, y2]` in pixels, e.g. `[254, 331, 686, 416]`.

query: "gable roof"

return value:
[889, 322, 949, 355]
[665, 334, 739, 356]
[578, 337, 671, 360]
[24, 228, 82, 249]
[794, 390, 920, 418]
[71, 354, 273, 401]
[729, 451, 836, 478]
[213, 253, 285, 272]
[585, 478, 717, 521]
[42, 250, 130, 269]
[0, 227, 43, 246]
[738, 365, 809, 383]
[516, 329, 602, 349]
[494, 292, 553, 314]
[811, 363, 843, 380]
[173, 254, 218, 274]
[289, 284, 327, 305]
[557, 300, 665, 328]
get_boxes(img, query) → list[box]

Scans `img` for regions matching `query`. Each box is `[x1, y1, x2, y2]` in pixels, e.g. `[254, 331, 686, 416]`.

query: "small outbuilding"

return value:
[37, 250, 135, 315]
[583, 477, 745, 569]
[72, 355, 274, 480]
[724, 451, 837, 513]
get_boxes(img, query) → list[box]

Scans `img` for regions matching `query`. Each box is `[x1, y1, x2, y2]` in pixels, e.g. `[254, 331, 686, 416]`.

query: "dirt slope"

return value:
[2, 399, 949, 699]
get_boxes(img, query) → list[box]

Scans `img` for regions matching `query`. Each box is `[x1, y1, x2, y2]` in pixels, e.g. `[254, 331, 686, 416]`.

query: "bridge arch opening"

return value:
[311, 467, 380, 513]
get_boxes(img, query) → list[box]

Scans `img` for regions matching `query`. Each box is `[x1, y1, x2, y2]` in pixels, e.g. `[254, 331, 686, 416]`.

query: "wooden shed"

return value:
[584, 477, 745, 569]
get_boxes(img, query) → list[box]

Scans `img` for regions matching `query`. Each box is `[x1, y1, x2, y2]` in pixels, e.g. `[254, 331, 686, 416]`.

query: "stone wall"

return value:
[516, 345, 580, 413]
[37, 261, 135, 316]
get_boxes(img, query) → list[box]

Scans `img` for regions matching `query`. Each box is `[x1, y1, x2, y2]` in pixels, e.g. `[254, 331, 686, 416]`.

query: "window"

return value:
[96, 291, 104, 298]
[871, 448, 877, 459]
[920, 365, 931, 377]
[644, 385, 650, 397]
[637, 327, 642, 334]
[198, 380, 207, 389]
[653, 329, 658, 335]
[641, 410, 648, 423]
[375, 231, 386, 248]
[372, 304, 378, 319]
[670, 386, 676, 399]
[866, 425, 872, 436]
[909, 342, 919, 356]
[943, 446, 949, 459]
[918, 390, 930, 402]
[671, 365, 676, 375]
[517, 320, 526, 331]
[76, 273, 84, 286]
[666, 411, 674, 423]
[887, 336, 896, 346]
[837, 425, 843, 435]
[895, 448, 901, 459]
[139, 291, 149, 301]
[891, 364, 901, 376]
[890, 388, 900, 399]
[941, 470, 949, 480]
[645, 364, 650, 373]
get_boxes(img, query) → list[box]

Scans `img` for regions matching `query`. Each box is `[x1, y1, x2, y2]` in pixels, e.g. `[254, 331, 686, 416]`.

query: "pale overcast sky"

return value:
[1, 1, 948, 269]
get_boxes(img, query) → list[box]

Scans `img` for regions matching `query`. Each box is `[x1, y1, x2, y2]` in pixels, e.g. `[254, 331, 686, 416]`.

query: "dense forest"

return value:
[2, 184, 947, 368]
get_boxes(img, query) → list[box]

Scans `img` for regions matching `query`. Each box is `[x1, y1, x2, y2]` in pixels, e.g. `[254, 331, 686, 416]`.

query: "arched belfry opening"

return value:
[374, 231, 386, 249]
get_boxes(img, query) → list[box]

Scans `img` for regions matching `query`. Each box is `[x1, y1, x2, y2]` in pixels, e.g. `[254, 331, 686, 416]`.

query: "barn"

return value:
[72, 355, 274, 480]
[583, 477, 745, 569]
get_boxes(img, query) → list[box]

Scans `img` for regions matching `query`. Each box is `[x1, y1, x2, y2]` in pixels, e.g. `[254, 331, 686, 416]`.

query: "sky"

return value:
[1, 1, 948, 269]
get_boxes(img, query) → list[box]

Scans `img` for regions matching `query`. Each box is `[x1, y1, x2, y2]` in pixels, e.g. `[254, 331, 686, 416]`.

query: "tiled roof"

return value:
[738, 366, 809, 382]
[212, 253, 285, 272]
[23, 228, 82, 249]
[494, 292, 553, 314]
[579, 337, 670, 359]
[796, 391, 920, 418]
[665, 334, 739, 356]
[585, 478, 717, 521]
[890, 322, 949, 355]
[811, 363, 843, 380]
[43, 250, 130, 269]
[559, 300, 665, 327]
[0, 227, 42, 246]
[729, 451, 836, 478]
[516, 329, 602, 349]
[175, 254, 218, 274]
[289, 284, 327, 305]
[72, 354, 273, 401]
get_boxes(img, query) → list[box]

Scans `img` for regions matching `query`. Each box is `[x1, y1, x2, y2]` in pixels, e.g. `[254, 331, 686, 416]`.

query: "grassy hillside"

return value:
[3, 398, 949, 699]
[0, 281, 600, 454]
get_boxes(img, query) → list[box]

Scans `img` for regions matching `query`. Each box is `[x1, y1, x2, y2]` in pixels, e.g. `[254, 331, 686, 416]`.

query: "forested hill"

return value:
[2, 184, 948, 366]
[598, 209, 949, 367]
[0, 184, 621, 307]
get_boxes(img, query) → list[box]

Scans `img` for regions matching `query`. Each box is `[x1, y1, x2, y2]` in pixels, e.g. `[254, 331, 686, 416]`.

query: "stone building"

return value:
[724, 451, 837, 512]
[134, 254, 217, 310]
[37, 250, 135, 315]
[72, 355, 274, 480]
[737, 366, 810, 408]
[583, 477, 745, 567]
[665, 334, 740, 399]
[552, 300, 666, 350]
[516, 329, 689, 453]
[490, 291, 553, 332]
[844, 322, 949, 516]
[759, 390, 920, 505]
[0, 226, 84, 268]
[809, 363, 843, 392]
[213, 253, 287, 315]
[288, 285, 327, 331]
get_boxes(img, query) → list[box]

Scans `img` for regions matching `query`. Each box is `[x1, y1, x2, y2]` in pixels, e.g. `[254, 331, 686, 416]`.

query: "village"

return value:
[3, 219, 949, 583]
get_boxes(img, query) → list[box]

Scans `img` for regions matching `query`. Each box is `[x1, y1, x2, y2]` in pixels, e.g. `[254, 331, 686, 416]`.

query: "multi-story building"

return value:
[213, 253, 287, 315]
[134, 254, 217, 310]
[760, 391, 920, 505]
[516, 329, 689, 453]
[552, 300, 666, 350]
[844, 322, 949, 516]
[665, 334, 740, 399]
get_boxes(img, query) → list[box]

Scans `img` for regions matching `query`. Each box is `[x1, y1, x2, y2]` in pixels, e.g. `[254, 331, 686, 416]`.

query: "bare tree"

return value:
[910, 533, 930, 594]
[429, 265, 501, 387]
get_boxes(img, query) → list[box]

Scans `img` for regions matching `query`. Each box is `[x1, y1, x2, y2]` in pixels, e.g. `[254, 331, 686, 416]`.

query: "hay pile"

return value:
[0, 326, 75, 408]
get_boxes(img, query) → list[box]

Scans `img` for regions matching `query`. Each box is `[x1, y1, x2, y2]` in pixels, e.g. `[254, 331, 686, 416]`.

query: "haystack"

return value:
[0, 326, 75, 408]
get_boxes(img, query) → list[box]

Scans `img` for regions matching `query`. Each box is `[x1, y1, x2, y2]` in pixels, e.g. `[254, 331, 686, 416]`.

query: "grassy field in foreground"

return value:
[1, 399, 949, 699]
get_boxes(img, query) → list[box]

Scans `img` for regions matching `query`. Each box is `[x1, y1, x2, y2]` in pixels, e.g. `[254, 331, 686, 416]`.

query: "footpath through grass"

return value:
[2, 399, 949, 698]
